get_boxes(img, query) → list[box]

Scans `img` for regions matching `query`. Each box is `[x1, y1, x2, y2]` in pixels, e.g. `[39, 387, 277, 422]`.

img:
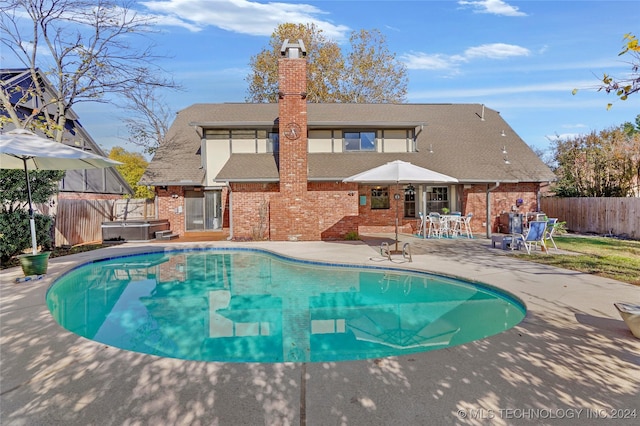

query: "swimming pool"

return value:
[46, 248, 525, 363]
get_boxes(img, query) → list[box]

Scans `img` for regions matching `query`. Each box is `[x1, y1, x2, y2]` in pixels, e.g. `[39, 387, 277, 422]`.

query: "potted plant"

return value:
[17, 251, 50, 276]
[2, 210, 55, 276]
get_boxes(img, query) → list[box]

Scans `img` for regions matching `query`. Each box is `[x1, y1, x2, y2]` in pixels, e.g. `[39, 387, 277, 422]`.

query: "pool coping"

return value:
[2, 238, 639, 425]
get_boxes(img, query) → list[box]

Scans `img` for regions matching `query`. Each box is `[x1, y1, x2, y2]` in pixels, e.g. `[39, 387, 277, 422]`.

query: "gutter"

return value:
[225, 182, 233, 241]
[486, 182, 500, 238]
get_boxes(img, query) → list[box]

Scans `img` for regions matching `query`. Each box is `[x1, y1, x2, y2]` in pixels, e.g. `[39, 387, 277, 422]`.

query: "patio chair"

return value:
[459, 213, 473, 238]
[448, 212, 462, 237]
[513, 220, 548, 254]
[428, 212, 442, 238]
[545, 218, 558, 250]
[416, 212, 425, 236]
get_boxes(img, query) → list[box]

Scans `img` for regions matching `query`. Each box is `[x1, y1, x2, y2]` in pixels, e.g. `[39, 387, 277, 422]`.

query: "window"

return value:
[344, 131, 376, 151]
[268, 132, 279, 153]
[371, 187, 389, 209]
[426, 186, 449, 213]
[404, 184, 416, 218]
[204, 129, 268, 139]
[205, 129, 230, 139]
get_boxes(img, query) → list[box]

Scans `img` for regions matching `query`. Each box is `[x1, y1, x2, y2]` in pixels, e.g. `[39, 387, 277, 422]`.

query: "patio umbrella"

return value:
[343, 160, 458, 249]
[0, 128, 121, 255]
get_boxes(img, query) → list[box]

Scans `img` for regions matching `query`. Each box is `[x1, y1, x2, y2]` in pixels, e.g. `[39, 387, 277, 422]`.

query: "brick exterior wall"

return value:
[155, 181, 542, 240]
[461, 182, 541, 234]
[156, 186, 186, 236]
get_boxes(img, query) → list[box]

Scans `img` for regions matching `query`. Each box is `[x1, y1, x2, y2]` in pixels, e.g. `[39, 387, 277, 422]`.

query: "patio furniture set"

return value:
[491, 218, 559, 254]
[417, 212, 474, 239]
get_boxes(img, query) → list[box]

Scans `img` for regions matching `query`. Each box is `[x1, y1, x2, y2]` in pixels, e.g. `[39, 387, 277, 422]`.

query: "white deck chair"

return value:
[513, 221, 548, 254]
[545, 218, 558, 250]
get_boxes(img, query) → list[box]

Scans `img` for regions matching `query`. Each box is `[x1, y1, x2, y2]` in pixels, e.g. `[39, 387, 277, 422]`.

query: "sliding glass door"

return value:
[185, 190, 222, 231]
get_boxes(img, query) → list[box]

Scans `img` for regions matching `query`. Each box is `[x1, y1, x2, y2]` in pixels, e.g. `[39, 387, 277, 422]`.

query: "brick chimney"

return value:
[278, 39, 308, 194]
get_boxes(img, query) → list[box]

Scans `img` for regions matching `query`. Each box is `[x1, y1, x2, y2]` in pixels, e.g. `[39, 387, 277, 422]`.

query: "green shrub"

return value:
[0, 211, 53, 263]
[344, 231, 359, 241]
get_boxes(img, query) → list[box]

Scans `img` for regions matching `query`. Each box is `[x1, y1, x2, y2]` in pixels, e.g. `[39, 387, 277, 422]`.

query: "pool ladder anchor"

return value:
[379, 242, 412, 262]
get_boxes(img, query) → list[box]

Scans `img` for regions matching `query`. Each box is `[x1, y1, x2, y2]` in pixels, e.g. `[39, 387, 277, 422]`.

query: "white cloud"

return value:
[401, 43, 530, 71]
[464, 43, 530, 59]
[401, 52, 462, 71]
[140, 0, 350, 39]
[408, 80, 597, 100]
[458, 0, 527, 17]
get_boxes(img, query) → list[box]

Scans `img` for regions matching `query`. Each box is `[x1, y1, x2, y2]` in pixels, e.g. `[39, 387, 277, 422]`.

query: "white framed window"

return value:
[344, 131, 376, 151]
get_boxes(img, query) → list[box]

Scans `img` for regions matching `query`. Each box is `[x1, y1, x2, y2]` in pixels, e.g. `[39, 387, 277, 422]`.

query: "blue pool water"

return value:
[46, 249, 525, 363]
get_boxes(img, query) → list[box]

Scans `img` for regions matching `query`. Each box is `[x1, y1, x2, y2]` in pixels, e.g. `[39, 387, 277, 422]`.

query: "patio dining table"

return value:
[438, 214, 463, 237]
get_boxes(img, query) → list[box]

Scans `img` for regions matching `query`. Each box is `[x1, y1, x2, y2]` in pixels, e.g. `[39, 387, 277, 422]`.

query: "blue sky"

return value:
[7, 0, 640, 157]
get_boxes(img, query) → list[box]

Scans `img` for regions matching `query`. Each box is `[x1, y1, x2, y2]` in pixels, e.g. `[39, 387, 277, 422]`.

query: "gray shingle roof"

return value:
[142, 103, 556, 185]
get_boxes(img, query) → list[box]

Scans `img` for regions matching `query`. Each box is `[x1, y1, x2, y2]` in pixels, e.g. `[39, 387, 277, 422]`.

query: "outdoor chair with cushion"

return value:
[545, 218, 559, 250]
[513, 220, 548, 254]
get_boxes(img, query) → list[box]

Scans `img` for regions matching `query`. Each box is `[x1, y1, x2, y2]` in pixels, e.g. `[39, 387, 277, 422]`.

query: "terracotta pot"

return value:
[17, 252, 51, 276]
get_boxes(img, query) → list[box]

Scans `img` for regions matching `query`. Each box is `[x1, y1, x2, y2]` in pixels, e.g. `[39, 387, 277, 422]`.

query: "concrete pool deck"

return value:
[1, 236, 639, 425]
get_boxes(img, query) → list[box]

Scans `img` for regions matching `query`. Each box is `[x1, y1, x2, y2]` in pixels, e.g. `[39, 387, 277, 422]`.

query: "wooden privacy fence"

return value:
[540, 197, 639, 240]
[53, 198, 155, 246]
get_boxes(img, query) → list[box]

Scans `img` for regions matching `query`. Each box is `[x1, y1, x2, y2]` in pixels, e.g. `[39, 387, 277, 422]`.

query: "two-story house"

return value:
[142, 41, 555, 241]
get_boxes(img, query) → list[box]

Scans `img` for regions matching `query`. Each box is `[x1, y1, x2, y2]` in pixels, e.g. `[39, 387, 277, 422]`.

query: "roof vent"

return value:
[280, 39, 307, 58]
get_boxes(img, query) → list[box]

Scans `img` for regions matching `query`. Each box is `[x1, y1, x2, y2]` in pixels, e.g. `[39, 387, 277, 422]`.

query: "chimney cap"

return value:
[280, 39, 307, 58]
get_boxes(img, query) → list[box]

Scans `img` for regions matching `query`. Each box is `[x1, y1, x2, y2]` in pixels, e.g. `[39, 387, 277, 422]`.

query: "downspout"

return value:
[225, 182, 233, 241]
[486, 182, 500, 238]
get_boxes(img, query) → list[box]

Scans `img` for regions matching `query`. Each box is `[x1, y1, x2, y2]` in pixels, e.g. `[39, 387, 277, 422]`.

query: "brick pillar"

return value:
[270, 40, 317, 241]
[278, 47, 307, 193]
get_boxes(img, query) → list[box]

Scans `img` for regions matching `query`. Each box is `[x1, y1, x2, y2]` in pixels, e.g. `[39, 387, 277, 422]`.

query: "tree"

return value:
[119, 85, 174, 156]
[573, 33, 640, 109]
[246, 24, 407, 103]
[0, 0, 179, 140]
[340, 29, 408, 103]
[551, 122, 640, 197]
[108, 147, 154, 199]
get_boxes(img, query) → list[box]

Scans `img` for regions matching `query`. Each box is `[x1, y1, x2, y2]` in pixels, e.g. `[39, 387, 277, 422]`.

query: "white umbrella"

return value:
[0, 128, 121, 254]
[343, 160, 458, 248]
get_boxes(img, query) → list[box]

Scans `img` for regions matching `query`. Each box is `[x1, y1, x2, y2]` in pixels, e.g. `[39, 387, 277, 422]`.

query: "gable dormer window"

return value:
[344, 131, 376, 152]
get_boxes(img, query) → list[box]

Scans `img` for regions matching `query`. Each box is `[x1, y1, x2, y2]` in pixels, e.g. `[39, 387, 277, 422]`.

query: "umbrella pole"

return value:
[23, 160, 38, 255]
[395, 183, 399, 252]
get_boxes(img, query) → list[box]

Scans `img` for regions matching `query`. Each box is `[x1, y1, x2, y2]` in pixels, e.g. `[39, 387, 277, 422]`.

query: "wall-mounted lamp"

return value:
[171, 193, 179, 199]
[347, 191, 356, 196]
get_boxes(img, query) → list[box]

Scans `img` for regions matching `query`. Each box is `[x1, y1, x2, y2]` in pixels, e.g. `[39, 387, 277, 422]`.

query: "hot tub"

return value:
[101, 219, 170, 242]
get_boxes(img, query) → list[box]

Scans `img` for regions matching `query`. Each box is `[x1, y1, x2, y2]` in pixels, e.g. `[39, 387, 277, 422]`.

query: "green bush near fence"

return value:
[0, 211, 53, 263]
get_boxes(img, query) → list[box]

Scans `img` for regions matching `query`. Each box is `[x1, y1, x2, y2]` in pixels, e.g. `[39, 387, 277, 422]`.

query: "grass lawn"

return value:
[515, 235, 640, 286]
